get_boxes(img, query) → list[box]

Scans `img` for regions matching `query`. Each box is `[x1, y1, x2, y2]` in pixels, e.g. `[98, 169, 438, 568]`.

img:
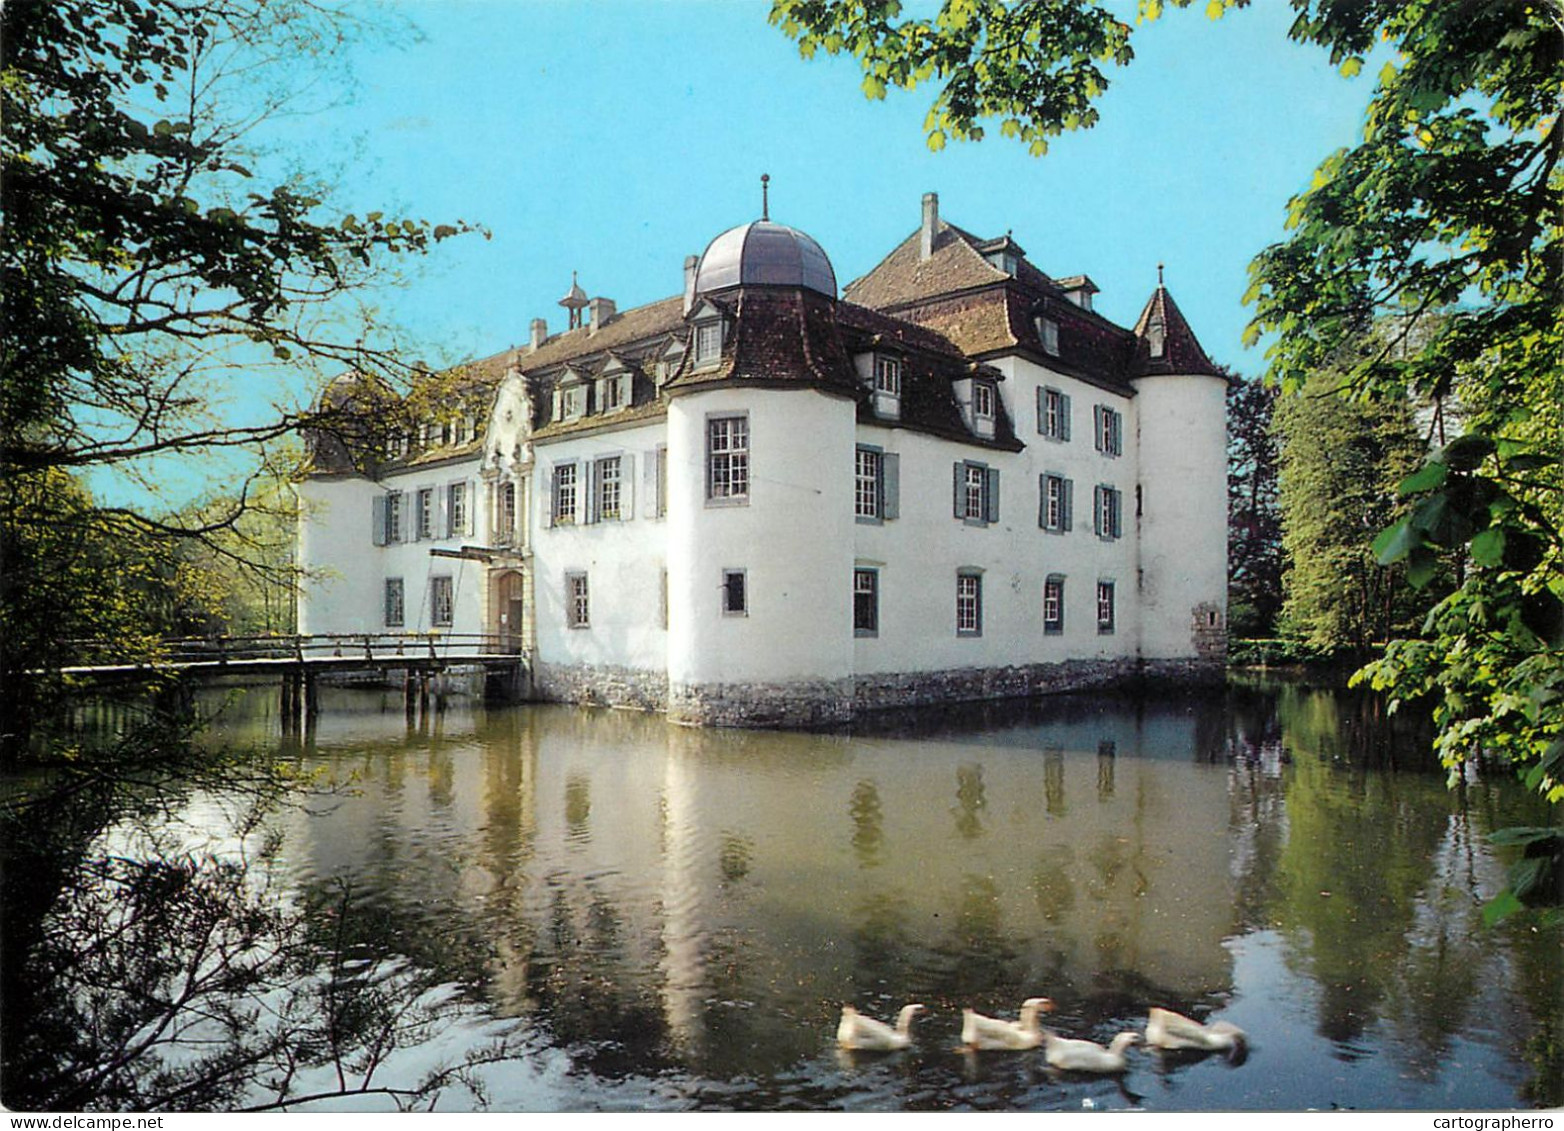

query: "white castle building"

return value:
[298, 193, 1228, 726]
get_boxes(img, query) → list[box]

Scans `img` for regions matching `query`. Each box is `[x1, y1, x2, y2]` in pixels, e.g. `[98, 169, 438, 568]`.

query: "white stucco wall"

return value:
[666, 386, 857, 687]
[1131, 372, 1229, 659]
[297, 456, 487, 639]
[531, 420, 670, 673]
[852, 356, 1140, 674]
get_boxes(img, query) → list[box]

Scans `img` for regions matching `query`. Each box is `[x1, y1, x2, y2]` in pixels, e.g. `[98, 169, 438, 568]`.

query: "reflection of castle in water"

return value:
[276, 693, 1261, 1067]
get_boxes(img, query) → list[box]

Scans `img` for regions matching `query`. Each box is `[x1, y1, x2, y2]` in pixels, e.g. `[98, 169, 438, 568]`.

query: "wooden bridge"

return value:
[56, 633, 529, 731]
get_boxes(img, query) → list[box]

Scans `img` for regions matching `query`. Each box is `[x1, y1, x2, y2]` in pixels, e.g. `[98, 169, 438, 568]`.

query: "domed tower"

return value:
[664, 215, 859, 725]
[1128, 275, 1229, 672]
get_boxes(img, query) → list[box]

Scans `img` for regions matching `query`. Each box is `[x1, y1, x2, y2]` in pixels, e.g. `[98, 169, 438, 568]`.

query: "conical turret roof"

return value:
[1128, 281, 1223, 379]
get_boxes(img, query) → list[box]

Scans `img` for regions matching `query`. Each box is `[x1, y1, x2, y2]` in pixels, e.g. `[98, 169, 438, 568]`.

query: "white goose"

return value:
[1145, 1007, 1247, 1056]
[1043, 1030, 1141, 1073]
[836, 1003, 926, 1051]
[960, 997, 1055, 1050]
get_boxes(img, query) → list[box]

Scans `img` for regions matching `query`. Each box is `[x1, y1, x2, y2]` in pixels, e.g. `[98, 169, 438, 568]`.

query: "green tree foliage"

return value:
[769, 0, 1564, 862]
[1227, 374, 1282, 638]
[1273, 370, 1428, 653]
[0, 0, 476, 754]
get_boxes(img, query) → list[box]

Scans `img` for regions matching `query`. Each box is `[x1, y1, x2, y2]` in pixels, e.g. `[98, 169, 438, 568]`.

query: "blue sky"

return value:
[315, 0, 1379, 374]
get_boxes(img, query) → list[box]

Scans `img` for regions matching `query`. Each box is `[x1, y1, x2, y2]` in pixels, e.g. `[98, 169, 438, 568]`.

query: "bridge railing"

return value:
[60, 633, 520, 669]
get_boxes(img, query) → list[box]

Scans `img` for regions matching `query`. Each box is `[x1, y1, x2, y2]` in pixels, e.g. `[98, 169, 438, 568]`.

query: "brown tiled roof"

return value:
[843, 222, 1010, 309]
[519, 296, 686, 372]
[1127, 286, 1225, 379]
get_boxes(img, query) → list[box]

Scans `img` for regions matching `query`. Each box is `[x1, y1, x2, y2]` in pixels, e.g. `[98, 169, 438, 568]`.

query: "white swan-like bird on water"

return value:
[1043, 1029, 1141, 1073]
[836, 1003, 926, 1050]
[1145, 1007, 1247, 1058]
[960, 997, 1055, 1050]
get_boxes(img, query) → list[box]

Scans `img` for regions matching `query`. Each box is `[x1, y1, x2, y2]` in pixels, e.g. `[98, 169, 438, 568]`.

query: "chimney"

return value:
[589, 296, 616, 334]
[683, 254, 699, 315]
[529, 318, 547, 352]
[920, 192, 939, 261]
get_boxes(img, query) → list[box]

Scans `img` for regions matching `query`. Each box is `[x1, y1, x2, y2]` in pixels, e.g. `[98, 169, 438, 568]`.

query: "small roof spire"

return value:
[1157, 261, 1165, 287]
[761, 173, 770, 222]
[559, 270, 589, 329]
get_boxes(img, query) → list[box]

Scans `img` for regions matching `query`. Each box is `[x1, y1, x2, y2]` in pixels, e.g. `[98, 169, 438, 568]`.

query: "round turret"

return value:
[693, 220, 836, 299]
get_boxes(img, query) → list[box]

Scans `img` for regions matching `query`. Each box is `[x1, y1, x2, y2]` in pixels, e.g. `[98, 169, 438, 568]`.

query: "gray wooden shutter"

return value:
[574, 459, 587, 524]
[1094, 405, 1104, 452]
[953, 462, 964, 518]
[882, 452, 900, 520]
[1036, 386, 1046, 434]
[985, 467, 1000, 524]
[1060, 394, 1072, 441]
[1063, 478, 1074, 531]
[372, 495, 388, 546]
[621, 453, 635, 521]
[642, 449, 659, 518]
[585, 460, 599, 525]
[546, 466, 557, 529]
[1111, 488, 1122, 538]
[1093, 484, 1104, 538]
[1038, 474, 1048, 528]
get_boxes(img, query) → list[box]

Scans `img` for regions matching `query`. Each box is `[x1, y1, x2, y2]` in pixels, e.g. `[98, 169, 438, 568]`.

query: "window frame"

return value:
[1097, 580, 1116, 635]
[855, 445, 882, 522]
[416, 487, 434, 541]
[693, 319, 724, 366]
[385, 490, 404, 543]
[1094, 483, 1123, 541]
[873, 354, 902, 396]
[1040, 472, 1073, 534]
[973, 381, 995, 421]
[595, 454, 623, 522]
[431, 575, 454, 628]
[566, 571, 590, 629]
[956, 571, 983, 637]
[721, 568, 748, 617]
[1094, 404, 1123, 457]
[853, 567, 879, 637]
[383, 577, 404, 628]
[1037, 386, 1071, 441]
[705, 413, 750, 505]
[1043, 574, 1065, 635]
[446, 481, 468, 539]
[552, 462, 578, 526]
[1037, 315, 1060, 356]
[496, 480, 517, 543]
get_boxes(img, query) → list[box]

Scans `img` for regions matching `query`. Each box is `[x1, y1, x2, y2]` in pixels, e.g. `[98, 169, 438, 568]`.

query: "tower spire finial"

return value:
[1157, 261, 1165, 287]
[761, 173, 770, 222]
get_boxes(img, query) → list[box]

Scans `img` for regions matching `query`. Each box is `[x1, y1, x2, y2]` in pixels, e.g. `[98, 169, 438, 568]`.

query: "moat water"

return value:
[21, 678, 1564, 1111]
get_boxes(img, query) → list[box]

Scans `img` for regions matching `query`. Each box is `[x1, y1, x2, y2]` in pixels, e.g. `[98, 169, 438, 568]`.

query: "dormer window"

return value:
[1148, 316, 1166, 359]
[597, 363, 631, 414]
[870, 353, 903, 421]
[873, 355, 902, 397]
[973, 381, 995, 421]
[1036, 316, 1059, 357]
[694, 319, 724, 366]
[452, 416, 468, 446]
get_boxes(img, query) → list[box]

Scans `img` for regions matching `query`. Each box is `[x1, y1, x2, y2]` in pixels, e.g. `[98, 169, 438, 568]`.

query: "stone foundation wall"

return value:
[532, 660, 668, 713]
[530, 657, 1213, 729]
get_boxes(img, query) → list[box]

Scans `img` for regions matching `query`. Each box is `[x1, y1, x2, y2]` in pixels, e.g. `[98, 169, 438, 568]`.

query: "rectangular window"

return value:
[854, 568, 879, 637]
[953, 460, 999, 525]
[1040, 473, 1074, 533]
[1094, 484, 1123, 540]
[855, 446, 882, 520]
[956, 572, 983, 637]
[566, 572, 589, 628]
[721, 569, 747, 616]
[553, 463, 577, 525]
[1037, 386, 1071, 441]
[497, 481, 517, 542]
[1038, 316, 1060, 356]
[417, 488, 434, 540]
[706, 415, 749, 502]
[1044, 575, 1065, 634]
[601, 375, 625, 411]
[973, 382, 995, 420]
[1094, 405, 1123, 457]
[385, 491, 404, 543]
[695, 320, 723, 364]
[873, 355, 902, 396]
[446, 482, 468, 538]
[431, 575, 454, 627]
[595, 455, 622, 521]
[384, 578, 404, 627]
[452, 417, 468, 446]
[1097, 580, 1116, 635]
